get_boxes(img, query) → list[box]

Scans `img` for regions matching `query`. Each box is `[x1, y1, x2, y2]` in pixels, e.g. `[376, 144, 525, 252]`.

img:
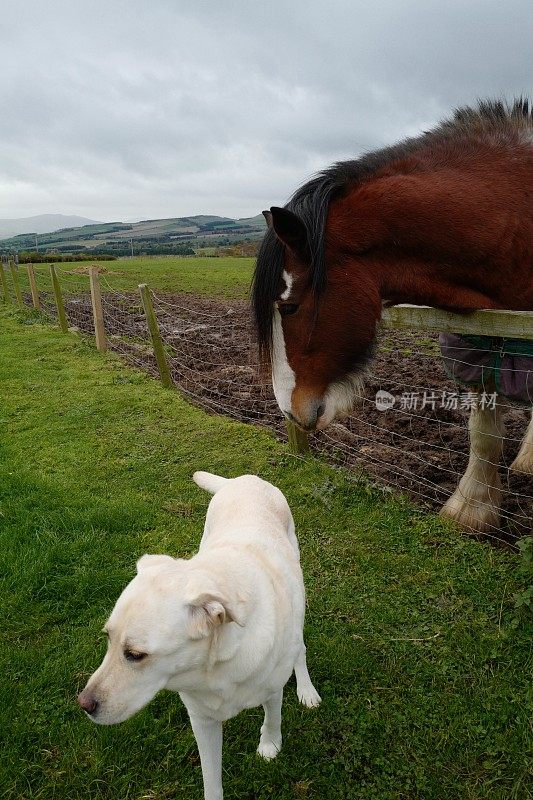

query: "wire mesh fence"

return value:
[3, 260, 532, 548]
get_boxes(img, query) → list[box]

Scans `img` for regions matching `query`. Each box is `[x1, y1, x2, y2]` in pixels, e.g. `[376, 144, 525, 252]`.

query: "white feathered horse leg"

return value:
[510, 409, 533, 475]
[440, 395, 504, 533]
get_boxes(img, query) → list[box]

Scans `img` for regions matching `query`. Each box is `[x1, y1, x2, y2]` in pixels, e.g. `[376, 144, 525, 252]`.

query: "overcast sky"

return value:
[1, 0, 532, 222]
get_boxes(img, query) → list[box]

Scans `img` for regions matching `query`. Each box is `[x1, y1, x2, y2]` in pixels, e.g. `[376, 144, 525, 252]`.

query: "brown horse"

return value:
[252, 99, 533, 533]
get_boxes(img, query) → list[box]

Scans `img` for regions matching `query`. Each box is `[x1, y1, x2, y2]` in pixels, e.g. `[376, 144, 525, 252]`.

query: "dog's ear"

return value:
[136, 554, 175, 573]
[186, 591, 245, 639]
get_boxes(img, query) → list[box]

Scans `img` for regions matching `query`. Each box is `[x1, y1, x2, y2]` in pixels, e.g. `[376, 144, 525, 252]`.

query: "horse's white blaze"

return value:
[271, 306, 295, 413]
[280, 271, 294, 301]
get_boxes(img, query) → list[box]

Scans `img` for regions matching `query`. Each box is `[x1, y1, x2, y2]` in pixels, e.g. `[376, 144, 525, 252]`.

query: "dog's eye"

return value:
[124, 650, 147, 663]
[277, 303, 299, 317]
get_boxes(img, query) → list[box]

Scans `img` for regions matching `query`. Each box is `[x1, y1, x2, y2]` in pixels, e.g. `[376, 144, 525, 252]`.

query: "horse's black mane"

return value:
[252, 97, 532, 355]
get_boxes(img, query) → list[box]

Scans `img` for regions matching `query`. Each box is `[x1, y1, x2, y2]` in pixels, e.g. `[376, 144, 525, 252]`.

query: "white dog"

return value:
[78, 472, 321, 800]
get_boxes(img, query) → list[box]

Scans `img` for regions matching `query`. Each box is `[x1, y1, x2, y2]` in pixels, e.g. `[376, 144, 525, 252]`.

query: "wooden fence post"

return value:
[9, 259, 24, 308]
[286, 420, 311, 454]
[27, 263, 41, 310]
[138, 283, 173, 388]
[381, 304, 533, 339]
[0, 262, 10, 302]
[49, 264, 69, 333]
[89, 266, 107, 352]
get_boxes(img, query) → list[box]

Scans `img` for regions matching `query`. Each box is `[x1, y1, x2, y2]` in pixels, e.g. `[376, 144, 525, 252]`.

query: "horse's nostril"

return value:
[316, 404, 325, 419]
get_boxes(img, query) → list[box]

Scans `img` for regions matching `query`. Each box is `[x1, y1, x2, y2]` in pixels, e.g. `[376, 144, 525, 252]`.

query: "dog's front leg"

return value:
[188, 714, 223, 800]
[257, 689, 283, 760]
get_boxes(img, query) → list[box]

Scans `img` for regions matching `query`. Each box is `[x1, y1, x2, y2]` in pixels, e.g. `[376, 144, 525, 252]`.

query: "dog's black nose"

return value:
[78, 690, 99, 716]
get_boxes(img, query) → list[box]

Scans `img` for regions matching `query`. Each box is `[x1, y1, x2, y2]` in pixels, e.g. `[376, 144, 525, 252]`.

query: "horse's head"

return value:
[253, 206, 381, 431]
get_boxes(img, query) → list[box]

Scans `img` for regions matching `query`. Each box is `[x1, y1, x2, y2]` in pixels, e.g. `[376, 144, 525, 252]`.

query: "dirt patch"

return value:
[42, 290, 532, 544]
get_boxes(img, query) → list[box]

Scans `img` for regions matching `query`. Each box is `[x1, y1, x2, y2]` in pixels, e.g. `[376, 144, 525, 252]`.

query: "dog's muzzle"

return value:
[78, 689, 99, 716]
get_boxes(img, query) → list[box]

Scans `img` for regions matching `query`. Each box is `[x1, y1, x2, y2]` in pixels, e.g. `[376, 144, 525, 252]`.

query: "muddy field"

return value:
[42, 290, 532, 544]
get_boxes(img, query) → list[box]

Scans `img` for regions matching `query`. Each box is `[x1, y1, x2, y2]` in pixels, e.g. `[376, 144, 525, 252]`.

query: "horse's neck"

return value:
[330, 154, 533, 312]
[379, 259, 501, 311]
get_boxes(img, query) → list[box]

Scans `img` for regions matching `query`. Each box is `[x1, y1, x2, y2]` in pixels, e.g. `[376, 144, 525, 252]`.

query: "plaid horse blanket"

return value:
[439, 333, 533, 403]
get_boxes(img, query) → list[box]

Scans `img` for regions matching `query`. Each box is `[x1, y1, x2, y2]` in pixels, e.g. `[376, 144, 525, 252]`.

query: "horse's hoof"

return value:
[440, 490, 501, 534]
[509, 453, 533, 475]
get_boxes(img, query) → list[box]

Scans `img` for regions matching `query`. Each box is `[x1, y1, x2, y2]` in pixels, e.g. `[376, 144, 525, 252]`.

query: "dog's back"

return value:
[193, 472, 299, 558]
[178, 473, 307, 716]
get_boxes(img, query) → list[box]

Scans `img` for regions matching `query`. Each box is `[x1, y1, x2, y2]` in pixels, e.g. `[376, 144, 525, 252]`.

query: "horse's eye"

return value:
[124, 650, 147, 663]
[278, 303, 299, 317]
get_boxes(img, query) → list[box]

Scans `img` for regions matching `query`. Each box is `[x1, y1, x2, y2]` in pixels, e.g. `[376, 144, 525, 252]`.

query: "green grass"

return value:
[9, 256, 254, 299]
[1, 307, 532, 800]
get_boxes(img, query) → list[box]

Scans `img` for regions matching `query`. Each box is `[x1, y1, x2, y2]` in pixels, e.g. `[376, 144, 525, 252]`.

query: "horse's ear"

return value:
[270, 207, 310, 261]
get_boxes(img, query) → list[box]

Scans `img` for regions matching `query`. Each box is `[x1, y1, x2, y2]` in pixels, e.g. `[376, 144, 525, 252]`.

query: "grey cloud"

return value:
[1, 0, 532, 220]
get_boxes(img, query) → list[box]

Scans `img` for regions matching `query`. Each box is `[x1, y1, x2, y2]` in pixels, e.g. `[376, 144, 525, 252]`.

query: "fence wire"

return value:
[8, 262, 532, 548]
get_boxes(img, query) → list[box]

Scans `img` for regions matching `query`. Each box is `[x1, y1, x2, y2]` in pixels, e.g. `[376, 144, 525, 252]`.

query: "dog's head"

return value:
[78, 554, 244, 725]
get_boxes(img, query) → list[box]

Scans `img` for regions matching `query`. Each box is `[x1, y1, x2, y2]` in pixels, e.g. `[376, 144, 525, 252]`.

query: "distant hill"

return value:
[0, 214, 100, 239]
[0, 213, 267, 257]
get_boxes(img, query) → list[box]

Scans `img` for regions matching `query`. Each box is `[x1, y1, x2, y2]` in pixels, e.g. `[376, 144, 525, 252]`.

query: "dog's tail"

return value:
[193, 471, 229, 494]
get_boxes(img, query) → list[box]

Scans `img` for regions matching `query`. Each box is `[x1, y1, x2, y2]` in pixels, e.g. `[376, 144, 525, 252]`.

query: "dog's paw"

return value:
[297, 684, 322, 708]
[257, 736, 282, 760]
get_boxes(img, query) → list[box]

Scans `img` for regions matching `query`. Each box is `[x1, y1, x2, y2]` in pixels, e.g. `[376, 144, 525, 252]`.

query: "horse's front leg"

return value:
[440, 395, 504, 533]
[510, 408, 533, 475]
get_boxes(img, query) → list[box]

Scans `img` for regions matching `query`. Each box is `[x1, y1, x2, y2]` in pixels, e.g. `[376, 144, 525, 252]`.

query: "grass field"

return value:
[1, 307, 532, 800]
[9, 256, 255, 299]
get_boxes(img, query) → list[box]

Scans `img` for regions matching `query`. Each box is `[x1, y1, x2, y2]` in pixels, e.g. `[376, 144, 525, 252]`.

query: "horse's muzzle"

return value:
[285, 402, 325, 432]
